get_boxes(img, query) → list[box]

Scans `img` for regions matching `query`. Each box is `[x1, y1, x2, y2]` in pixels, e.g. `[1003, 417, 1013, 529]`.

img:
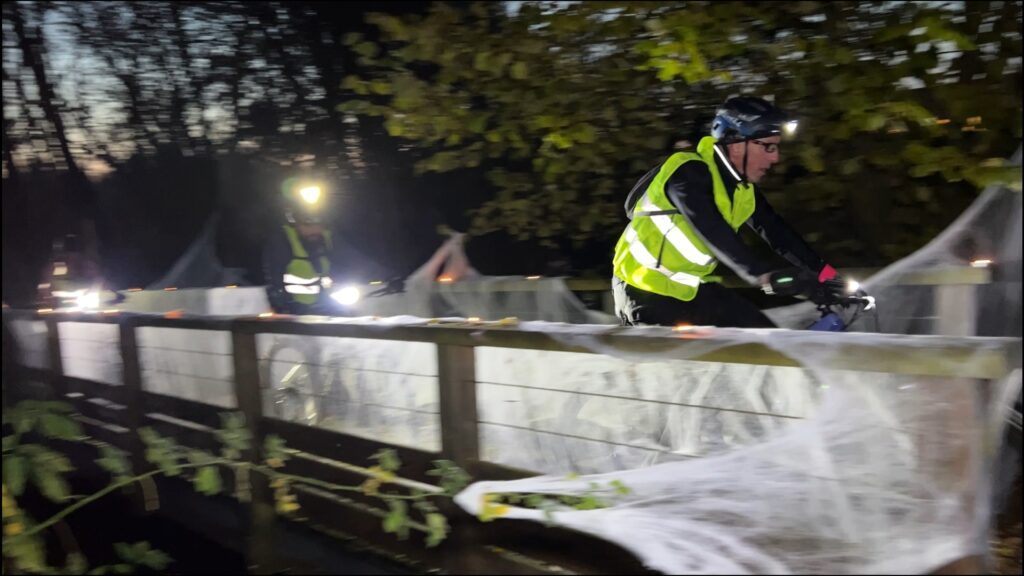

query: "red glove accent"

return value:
[818, 264, 837, 283]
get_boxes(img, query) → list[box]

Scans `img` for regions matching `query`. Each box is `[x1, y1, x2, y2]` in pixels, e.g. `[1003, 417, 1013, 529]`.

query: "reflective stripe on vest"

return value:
[639, 197, 715, 266]
[282, 225, 332, 305]
[613, 136, 756, 302]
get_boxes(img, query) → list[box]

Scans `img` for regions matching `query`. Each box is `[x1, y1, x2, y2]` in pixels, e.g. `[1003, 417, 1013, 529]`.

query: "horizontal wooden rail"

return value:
[12, 310, 1018, 380]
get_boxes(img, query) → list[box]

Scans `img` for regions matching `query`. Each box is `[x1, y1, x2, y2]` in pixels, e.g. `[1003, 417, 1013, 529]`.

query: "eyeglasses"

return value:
[750, 140, 780, 154]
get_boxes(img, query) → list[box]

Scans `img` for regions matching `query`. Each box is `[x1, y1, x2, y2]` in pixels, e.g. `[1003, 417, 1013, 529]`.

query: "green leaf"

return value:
[425, 512, 448, 547]
[65, 552, 88, 574]
[23, 443, 75, 474]
[33, 466, 70, 502]
[4, 454, 28, 495]
[799, 147, 825, 173]
[369, 80, 392, 96]
[215, 413, 251, 456]
[138, 427, 159, 447]
[187, 449, 214, 467]
[115, 542, 171, 570]
[382, 499, 409, 539]
[524, 494, 545, 508]
[371, 449, 401, 473]
[6, 530, 48, 572]
[510, 61, 528, 80]
[38, 412, 84, 441]
[113, 543, 134, 563]
[609, 479, 631, 496]
[96, 444, 132, 479]
[427, 460, 470, 495]
[263, 434, 288, 462]
[575, 495, 606, 510]
[194, 466, 222, 496]
[354, 41, 379, 59]
[473, 51, 490, 72]
[11, 407, 37, 435]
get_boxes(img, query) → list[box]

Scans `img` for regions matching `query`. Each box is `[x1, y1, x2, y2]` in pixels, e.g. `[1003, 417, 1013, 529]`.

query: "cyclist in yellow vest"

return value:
[612, 96, 843, 327]
[262, 179, 337, 315]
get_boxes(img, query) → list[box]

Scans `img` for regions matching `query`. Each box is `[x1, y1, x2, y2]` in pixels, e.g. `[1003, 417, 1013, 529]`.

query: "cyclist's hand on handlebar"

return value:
[761, 267, 817, 298]
[761, 266, 847, 306]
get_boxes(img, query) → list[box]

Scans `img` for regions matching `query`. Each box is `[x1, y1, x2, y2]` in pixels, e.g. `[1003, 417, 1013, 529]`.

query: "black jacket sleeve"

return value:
[262, 229, 293, 313]
[745, 190, 826, 274]
[662, 162, 773, 284]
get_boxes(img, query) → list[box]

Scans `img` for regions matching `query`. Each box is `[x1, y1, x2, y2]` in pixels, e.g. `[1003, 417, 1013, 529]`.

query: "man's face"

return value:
[296, 222, 324, 239]
[726, 136, 781, 184]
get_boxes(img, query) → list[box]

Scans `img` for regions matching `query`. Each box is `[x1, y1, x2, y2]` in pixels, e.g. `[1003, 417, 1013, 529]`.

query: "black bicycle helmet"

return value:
[711, 96, 795, 144]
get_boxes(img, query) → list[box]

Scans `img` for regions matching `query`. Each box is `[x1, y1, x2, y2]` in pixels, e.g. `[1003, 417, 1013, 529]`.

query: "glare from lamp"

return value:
[438, 276, 454, 283]
[783, 120, 798, 135]
[299, 185, 322, 205]
[847, 280, 860, 293]
[970, 259, 993, 268]
[331, 286, 361, 306]
[77, 291, 100, 310]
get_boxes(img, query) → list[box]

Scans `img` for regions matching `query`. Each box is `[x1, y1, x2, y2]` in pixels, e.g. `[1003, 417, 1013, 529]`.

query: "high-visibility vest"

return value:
[282, 225, 332, 306]
[612, 136, 756, 302]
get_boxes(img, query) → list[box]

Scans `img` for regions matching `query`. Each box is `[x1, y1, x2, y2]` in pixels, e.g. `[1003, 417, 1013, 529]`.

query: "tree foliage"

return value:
[343, 1, 1022, 264]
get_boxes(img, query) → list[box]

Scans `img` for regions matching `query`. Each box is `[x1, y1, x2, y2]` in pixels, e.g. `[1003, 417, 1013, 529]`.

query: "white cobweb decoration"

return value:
[456, 368, 1018, 574]
[454, 146, 1022, 574]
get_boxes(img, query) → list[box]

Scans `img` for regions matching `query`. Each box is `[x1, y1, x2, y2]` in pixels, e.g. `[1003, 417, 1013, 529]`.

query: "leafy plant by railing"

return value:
[2, 400, 631, 574]
[1, 401, 464, 574]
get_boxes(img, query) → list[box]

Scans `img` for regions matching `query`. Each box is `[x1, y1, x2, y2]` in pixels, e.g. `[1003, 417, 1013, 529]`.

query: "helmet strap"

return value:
[742, 141, 750, 182]
[713, 143, 747, 184]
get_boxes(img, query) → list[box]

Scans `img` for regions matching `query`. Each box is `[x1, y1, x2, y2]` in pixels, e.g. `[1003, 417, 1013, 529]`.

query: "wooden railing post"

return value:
[231, 323, 278, 574]
[44, 315, 65, 399]
[437, 344, 479, 471]
[436, 343, 486, 573]
[118, 317, 150, 513]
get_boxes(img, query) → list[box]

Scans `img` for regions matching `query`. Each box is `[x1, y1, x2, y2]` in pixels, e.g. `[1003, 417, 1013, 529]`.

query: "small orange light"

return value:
[226, 285, 238, 289]
[127, 288, 143, 292]
[259, 312, 274, 318]
[438, 276, 454, 283]
[103, 309, 119, 314]
[970, 259, 993, 268]
[526, 275, 541, 280]
[369, 281, 384, 286]
[468, 317, 481, 322]
[163, 287, 177, 292]
[164, 309, 184, 319]
[38, 308, 54, 314]
[673, 323, 694, 332]
[935, 118, 951, 125]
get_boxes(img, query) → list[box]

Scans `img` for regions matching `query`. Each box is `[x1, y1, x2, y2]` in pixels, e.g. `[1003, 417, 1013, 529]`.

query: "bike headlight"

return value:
[847, 279, 860, 293]
[331, 286, 361, 306]
[77, 291, 100, 310]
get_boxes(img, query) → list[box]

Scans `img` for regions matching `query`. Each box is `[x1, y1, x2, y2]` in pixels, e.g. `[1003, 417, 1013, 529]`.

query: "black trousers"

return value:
[612, 276, 776, 328]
